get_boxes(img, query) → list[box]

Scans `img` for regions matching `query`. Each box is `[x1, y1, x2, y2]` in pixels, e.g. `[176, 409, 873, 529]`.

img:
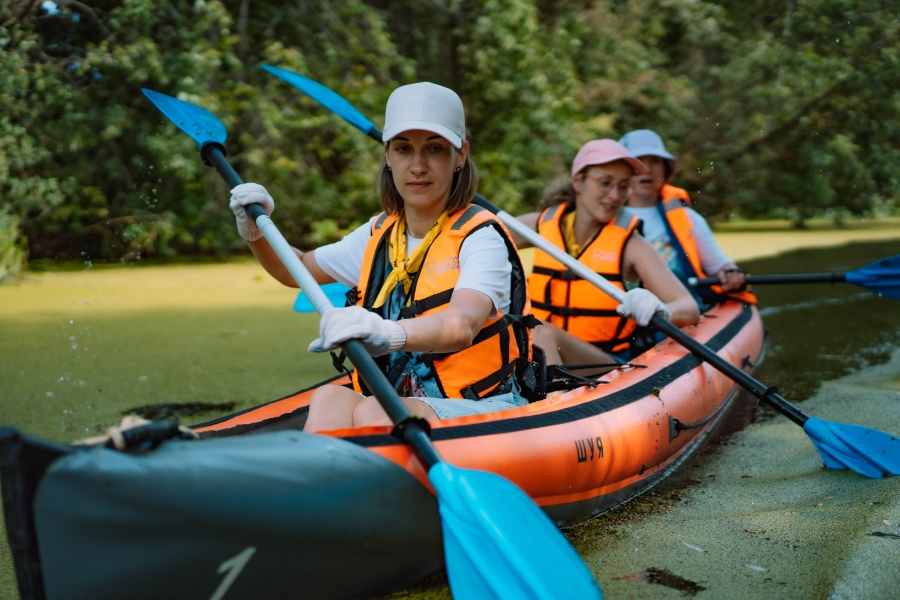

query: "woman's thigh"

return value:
[353, 396, 439, 427]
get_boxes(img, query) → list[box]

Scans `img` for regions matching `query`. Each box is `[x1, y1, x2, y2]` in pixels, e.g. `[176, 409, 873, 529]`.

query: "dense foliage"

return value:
[1, 0, 898, 270]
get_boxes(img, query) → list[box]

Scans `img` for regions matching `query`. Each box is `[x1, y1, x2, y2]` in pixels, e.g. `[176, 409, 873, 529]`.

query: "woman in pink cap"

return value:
[513, 139, 700, 365]
[229, 82, 534, 432]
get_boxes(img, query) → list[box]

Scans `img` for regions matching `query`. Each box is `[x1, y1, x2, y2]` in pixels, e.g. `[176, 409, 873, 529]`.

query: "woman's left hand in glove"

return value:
[308, 306, 407, 356]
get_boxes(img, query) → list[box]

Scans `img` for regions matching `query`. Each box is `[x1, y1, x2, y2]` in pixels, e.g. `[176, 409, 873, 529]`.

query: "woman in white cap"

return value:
[618, 129, 756, 307]
[230, 82, 533, 432]
[512, 139, 700, 365]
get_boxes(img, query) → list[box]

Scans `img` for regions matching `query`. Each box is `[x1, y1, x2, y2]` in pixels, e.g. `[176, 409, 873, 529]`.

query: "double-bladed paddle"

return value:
[262, 67, 900, 479]
[688, 256, 900, 301]
[142, 88, 603, 600]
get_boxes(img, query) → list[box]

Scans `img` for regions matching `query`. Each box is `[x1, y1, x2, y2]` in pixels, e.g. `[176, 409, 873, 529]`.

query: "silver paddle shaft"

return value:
[255, 215, 334, 317]
[494, 209, 627, 303]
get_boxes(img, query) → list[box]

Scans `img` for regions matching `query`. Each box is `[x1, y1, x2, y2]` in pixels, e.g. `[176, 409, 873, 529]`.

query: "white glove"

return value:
[230, 183, 275, 242]
[616, 288, 672, 326]
[308, 306, 407, 357]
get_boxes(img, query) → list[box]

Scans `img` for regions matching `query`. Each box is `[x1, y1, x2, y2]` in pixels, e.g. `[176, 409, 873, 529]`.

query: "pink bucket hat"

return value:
[571, 139, 648, 177]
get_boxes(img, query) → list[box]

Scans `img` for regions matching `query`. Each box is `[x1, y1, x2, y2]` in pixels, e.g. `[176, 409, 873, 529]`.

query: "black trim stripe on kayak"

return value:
[343, 303, 754, 448]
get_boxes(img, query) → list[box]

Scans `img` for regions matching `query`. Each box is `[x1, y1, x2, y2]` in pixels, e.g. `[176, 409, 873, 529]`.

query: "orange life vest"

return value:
[529, 203, 640, 353]
[658, 186, 757, 304]
[352, 205, 533, 400]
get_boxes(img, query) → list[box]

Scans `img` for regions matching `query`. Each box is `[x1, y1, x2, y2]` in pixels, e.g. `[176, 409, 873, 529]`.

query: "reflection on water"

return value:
[740, 240, 900, 403]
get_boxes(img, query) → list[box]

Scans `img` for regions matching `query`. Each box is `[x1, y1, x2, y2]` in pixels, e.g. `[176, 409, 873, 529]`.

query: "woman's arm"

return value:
[511, 212, 540, 249]
[623, 234, 699, 326]
[686, 209, 745, 292]
[400, 288, 494, 352]
[247, 239, 334, 288]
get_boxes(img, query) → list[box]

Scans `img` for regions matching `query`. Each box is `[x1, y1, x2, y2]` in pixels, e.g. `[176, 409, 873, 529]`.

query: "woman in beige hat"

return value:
[229, 83, 533, 432]
[512, 139, 700, 366]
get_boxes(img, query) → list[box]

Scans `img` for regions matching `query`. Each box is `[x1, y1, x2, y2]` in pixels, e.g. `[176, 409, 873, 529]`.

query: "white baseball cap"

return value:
[382, 82, 466, 149]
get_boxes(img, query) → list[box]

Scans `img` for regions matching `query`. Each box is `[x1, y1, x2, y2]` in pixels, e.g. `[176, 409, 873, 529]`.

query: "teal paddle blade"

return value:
[428, 463, 603, 600]
[141, 89, 227, 148]
[261, 65, 379, 137]
[294, 282, 352, 313]
[845, 255, 900, 300]
[803, 417, 900, 478]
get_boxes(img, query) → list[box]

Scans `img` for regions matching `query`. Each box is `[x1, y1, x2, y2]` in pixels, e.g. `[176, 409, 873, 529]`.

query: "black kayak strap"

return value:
[532, 265, 623, 282]
[399, 289, 454, 319]
[531, 301, 620, 318]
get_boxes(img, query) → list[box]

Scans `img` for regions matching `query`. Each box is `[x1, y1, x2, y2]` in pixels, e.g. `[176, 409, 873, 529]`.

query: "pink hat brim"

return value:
[571, 140, 649, 177]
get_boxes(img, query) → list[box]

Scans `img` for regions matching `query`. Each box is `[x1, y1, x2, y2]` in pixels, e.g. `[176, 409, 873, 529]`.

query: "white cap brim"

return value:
[382, 121, 463, 149]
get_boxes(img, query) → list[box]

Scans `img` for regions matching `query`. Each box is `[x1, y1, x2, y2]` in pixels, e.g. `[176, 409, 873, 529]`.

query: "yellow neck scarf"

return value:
[372, 211, 450, 309]
[560, 210, 583, 258]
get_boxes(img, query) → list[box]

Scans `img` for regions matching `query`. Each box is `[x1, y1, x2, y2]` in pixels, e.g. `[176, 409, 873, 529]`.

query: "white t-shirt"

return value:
[314, 215, 512, 316]
[628, 205, 733, 275]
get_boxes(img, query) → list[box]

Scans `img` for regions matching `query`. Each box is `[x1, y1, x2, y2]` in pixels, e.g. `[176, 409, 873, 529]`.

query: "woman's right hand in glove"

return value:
[230, 183, 275, 242]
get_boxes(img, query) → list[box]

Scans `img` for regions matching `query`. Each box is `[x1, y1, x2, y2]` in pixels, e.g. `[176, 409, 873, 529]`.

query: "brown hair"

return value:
[537, 177, 578, 211]
[377, 145, 479, 215]
[537, 158, 637, 211]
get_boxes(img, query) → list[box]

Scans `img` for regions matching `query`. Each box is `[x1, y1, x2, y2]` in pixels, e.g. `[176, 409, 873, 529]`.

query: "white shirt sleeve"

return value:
[686, 208, 734, 274]
[313, 216, 376, 287]
[456, 226, 512, 317]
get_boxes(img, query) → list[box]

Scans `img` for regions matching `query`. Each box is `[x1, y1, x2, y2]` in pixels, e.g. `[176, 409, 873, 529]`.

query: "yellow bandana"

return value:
[372, 211, 450, 309]
[560, 210, 583, 258]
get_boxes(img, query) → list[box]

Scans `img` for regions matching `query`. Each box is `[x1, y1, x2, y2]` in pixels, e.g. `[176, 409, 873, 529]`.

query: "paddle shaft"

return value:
[690, 273, 848, 286]
[470, 195, 811, 427]
[204, 143, 441, 467]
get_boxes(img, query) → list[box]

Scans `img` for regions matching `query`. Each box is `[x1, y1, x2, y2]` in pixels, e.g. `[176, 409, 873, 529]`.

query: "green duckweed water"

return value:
[1, 240, 899, 598]
[745, 240, 900, 403]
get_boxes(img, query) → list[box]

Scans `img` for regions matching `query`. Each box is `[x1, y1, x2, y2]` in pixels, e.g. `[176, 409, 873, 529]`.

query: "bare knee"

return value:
[352, 397, 388, 427]
[304, 386, 362, 433]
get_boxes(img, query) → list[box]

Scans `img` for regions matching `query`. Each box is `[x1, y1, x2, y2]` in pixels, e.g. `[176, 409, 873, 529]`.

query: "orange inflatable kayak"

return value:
[0, 300, 763, 599]
[197, 299, 764, 522]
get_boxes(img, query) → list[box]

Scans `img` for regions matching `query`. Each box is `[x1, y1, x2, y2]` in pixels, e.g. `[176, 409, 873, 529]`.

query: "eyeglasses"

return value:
[581, 172, 631, 195]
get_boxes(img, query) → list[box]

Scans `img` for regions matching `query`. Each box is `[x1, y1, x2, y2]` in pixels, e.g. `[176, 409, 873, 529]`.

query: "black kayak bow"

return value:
[142, 88, 603, 600]
[260, 67, 900, 480]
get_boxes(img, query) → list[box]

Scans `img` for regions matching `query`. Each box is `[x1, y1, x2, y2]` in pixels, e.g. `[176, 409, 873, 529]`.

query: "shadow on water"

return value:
[123, 401, 237, 420]
[614, 567, 707, 596]
[741, 239, 900, 405]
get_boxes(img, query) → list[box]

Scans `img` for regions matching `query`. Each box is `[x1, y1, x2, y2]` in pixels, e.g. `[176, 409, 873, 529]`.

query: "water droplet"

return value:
[46, 392, 54, 397]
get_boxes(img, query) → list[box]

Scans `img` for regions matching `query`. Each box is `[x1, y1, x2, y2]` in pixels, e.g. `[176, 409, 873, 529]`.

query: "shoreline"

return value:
[3, 224, 897, 320]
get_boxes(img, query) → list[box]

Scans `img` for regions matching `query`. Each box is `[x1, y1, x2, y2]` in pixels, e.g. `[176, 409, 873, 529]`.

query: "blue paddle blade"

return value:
[428, 463, 603, 600]
[845, 254, 900, 300]
[803, 417, 900, 478]
[294, 282, 352, 313]
[141, 89, 227, 148]
[261, 65, 379, 138]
